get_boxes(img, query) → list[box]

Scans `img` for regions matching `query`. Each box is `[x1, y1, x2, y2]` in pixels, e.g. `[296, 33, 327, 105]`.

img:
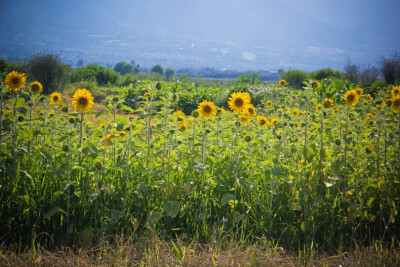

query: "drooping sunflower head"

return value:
[270, 117, 279, 127]
[175, 110, 186, 119]
[72, 88, 94, 112]
[390, 96, 400, 112]
[344, 90, 359, 106]
[354, 87, 363, 96]
[4, 71, 27, 92]
[178, 123, 187, 132]
[323, 98, 333, 109]
[316, 104, 322, 111]
[197, 100, 217, 119]
[245, 104, 256, 118]
[279, 79, 286, 86]
[392, 86, 400, 97]
[256, 116, 269, 128]
[50, 92, 61, 103]
[366, 146, 373, 154]
[228, 92, 251, 113]
[312, 81, 320, 89]
[29, 81, 43, 94]
[292, 109, 300, 116]
[239, 115, 250, 124]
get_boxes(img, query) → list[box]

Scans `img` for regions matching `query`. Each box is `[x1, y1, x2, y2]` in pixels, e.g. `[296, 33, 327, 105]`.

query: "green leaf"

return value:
[107, 103, 114, 110]
[44, 206, 65, 219]
[221, 193, 235, 206]
[22, 128, 33, 140]
[95, 108, 108, 118]
[121, 104, 134, 113]
[39, 149, 52, 161]
[15, 97, 25, 107]
[163, 200, 180, 218]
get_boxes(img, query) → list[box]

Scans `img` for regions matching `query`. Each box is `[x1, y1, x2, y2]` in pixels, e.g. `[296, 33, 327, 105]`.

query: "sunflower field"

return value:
[1, 71, 400, 253]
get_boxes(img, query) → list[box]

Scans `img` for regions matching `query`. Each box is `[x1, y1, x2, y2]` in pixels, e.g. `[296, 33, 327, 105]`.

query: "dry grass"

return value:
[1, 237, 399, 267]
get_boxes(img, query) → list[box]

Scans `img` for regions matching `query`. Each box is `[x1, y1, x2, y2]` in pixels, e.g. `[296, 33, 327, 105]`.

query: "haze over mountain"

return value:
[1, 0, 399, 71]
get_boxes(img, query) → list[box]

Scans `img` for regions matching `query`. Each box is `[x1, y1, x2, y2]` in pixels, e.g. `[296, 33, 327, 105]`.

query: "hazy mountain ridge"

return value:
[1, 0, 399, 71]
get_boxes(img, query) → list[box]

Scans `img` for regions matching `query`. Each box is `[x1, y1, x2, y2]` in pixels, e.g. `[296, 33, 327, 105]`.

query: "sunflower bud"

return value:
[95, 161, 102, 169]
[62, 144, 69, 152]
[193, 111, 199, 117]
[69, 117, 75, 124]
[335, 138, 342, 146]
[156, 82, 162, 90]
[17, 115, 24, 122]
[245, 135, 251, 142]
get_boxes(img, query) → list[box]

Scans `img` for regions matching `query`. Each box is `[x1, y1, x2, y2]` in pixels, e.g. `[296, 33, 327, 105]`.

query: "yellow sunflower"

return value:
[178, 123, 187, 132]
[101, 133, 114, 146]
[323, 98, 333, 109]
[355, 87, 363, 96]
[175, 110, 186, 118]
[332, 108, 339, 114]
[312, 81, 320, 89]
[390, 96, 400, 112]
[362, 101, 368, 106]
[245, 104, 256, 118]
[292, 94, 298, 100]
[292, 109, 300, 116]
[197, 100, 217, 119]
[219, 107, 226, 114]
[72, 88, 94, 112]
[4, 71, 27, 92]
[256, 116, 269, 128]
[270, 117, 279, 127]
[50, 92, 62, 103]
[228, 92, 251, 113]
[344, 90, 359, 106]
[239, 115, 250, 124]
[279, 79, 286, 86]
[392, 86, 400, 97]
[116, 131, 126, 138]
[266, 101, 273, 107]
[29, 81, 43, 94]
[366, 94, 373, 102]
[316, 104, 322, 111]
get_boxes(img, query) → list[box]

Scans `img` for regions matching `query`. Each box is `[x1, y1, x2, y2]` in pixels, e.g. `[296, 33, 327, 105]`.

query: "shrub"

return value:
[281, 69, 307, 89]
[151, 64, 164, 75]
[309, 68, 341, 80]
[114, 61, 137, 75]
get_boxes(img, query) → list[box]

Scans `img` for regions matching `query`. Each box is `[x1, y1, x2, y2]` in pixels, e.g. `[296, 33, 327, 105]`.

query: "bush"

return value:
[25, 54, 70, 94]
[72, 64, 119, 86]
[281, 69, 307, 89]
[114, 61, 137, 75]
[151, 64, 164, 75]
[309, 68, 341, 80]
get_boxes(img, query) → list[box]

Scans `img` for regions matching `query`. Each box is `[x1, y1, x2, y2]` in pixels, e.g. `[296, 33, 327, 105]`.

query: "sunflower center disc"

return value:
[54, 96, 59, 101]
[32, 85, 39, 91]
[12, 78, 19, 84]
[203, 105, 211, 113]
[234, 98, 243, 107]
[78, 97, 88, 105]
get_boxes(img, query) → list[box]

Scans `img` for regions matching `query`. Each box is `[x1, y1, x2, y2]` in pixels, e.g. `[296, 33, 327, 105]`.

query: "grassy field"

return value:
[1, 72, 400, 265]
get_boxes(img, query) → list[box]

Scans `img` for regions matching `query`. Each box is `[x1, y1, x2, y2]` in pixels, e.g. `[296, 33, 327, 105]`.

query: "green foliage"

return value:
[164, 67, 175, 79]
[309, 68, 342, 80]
[235, 73, 260, 91]
[381, 52, 400, 85]
[25, 54, 71, 94]
[281, 69, 307, 89]
[114, 61, 137, 75]
[72, 64, 119, 86]
[151, 64, 164, 75]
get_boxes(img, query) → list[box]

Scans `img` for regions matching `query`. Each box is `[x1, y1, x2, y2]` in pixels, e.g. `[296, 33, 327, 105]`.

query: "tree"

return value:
[150, 64, 164, 75]
[25, 54, 70, 94]
[164, 67, 175, 79]
[381, 52, 400, 85]
[114, 61, 137, 75]
[344, 59, 360, 84]
[77, 59, 84, 68]
[280, 69, 307, 89]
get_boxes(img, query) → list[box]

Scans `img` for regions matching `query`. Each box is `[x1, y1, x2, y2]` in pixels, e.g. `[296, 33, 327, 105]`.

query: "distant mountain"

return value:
[1, 0, 399, 71]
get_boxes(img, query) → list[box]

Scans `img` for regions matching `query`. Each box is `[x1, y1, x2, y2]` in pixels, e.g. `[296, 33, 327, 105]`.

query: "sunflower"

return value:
[323, 98, 333, 109]
[50, 92, 62, 103]
[100, 123, 105, 128]
[312, 81, 320, 89]
[332, 108, 339, 114]
[116, 131, 126, 138]
[270, 117, 279, 127]
[228, 92, 251, 113]
[366, 94, 373, 102]
[279, 79, 286, 86]
[390, 96, 400, 112]
[344, 90, 359, 106]
[178, 123, 187, 132]
[239, 115, 250, 124]
[366, 113, 373, 119]
[4, 71, 27, 92]
[316, 104, 322, 111]
[101, 133, 114, 145]
[292, 109, 300, 116]
[256, 116, 269, 128]
[292, 94, 298, 100]
[197, 100, 217, 119]
[266, 101, 273, 107]
[219, 107, 226, 114]
[245, 104, 256, 118]
[366, 146, 373, 154]
[175, 110, 185, 118]
[29, 81, 43, 94]
[354, 87, 363, 96]
[392, 86, 400, 97]
[72, 88, 94, 112]
[362, 101, 368, 105]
